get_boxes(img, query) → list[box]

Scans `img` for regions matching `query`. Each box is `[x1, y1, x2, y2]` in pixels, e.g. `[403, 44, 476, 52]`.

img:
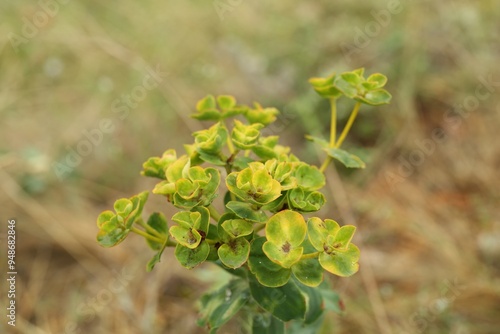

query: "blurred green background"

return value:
[1, 0, 499, 333]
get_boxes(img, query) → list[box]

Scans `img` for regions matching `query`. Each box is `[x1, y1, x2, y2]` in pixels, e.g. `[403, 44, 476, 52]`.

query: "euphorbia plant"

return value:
[96, 68, 391, 333]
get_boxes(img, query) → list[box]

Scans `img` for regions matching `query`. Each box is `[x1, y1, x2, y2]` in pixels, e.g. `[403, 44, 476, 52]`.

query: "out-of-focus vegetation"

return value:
[1, 1, 499, 333]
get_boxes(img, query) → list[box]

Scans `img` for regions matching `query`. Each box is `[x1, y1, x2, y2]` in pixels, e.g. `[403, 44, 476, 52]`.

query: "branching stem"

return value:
[131, 227, 165, 244]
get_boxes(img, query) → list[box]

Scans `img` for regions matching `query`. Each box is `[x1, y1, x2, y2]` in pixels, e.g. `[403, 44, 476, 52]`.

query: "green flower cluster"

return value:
[96, 70, 391, 333]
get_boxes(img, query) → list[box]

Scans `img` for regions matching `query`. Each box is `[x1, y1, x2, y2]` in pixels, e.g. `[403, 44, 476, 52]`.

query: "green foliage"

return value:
[95, 69, 391, 333]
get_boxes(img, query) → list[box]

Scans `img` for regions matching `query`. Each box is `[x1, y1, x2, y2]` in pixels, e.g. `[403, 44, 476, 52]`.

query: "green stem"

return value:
[136, 219, 164, 239]
[208, 204, 222, 222]
[319, 98, 337, 173]
[300, 252, 321, 260]
[205, 238, 220, 245]
[335, 101, 361, 149]
[319, 156, 331, 173]
[131, 227, 165, 244]
[319, 101, 362, 173]
[329, 97, 337, 147]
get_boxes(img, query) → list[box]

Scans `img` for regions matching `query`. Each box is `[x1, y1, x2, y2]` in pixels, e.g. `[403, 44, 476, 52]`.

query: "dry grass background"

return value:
[1, 0, 499, 333]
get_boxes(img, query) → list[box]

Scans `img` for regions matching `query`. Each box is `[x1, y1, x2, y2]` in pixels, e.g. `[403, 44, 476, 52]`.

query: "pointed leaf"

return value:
[325, 148, 366, 169]
[145, 212, 168, 251]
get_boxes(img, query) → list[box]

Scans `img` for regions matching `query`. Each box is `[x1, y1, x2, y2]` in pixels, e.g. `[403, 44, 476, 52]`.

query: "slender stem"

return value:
[136, 219, 164, 239]
[131, 227, 165, 244]
[329, 97, 337, 147]
[208, 204, 222, 222]
[319, 98, 337, 173]
[205, 238, 220, 245]
[301, 252, 321, 260]
[319, 156, 331, 173]
[335, 101, 361, 149]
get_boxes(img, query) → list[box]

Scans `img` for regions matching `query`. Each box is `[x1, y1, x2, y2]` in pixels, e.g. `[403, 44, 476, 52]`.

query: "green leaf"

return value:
[352, 68, 365, 77]
[145, 212, 168, 251]
[198, 278, 250, 332]
[296, 282, 324, 325]
[334, 76, 358, 98]
[307, 217, 340, 252]
[221, 219, 254, 238]
[196, 94, 217, 111]
[334, 225, 356, 249]
[96, 215, 129, 248]
[318, 284, 343, 314]
[252, 314, 285, 334]
[127, 191, 149, 227]
[305, 135, 329, 149]
[288, 188, 325, 213]
[244, 103, 280, 126]
[288, 315, 325, 334]
[146, 236, 169, 272]
[251, 145, 278, 160]
[114, 198, 133, 218]
[192, 109, 221, 121]
[263, 210, 307, 268]
[265, 210, 306, 247]
[319, 243, 360, 277]
[217, 95, 237, 110]
[198, 152, 226, 166]
[97, 210, 114, 228]
[232, 156, 254, 171]
[357, 88, 392, 106]
[294, 163, 325, 190]
[218, 237, 250, 269]
[366, 73, 387, 89]
[325, 148, 366, 169]
[247, 238, 291, 287]
[308, 74, 342, 99]
[192, 206, 211, 233]
[249, 274, 307, 322]
[169, 225, 202, 249]
[226, 201, 268, 223]
[231, 120, 263, 150]
[291, 257, 323, 287]
[174, 241, 210, 269]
